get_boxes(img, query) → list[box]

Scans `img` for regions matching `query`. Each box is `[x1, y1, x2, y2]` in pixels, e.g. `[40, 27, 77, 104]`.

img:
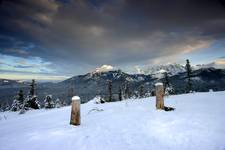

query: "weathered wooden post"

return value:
[155, 83, 164, 110]
[70, 96, 81, 126]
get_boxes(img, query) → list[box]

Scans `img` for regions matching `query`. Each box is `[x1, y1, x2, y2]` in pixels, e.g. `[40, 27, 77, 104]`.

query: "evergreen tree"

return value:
[139, 85, 144, 98]
[11, 90, 24, 111]
[145, 91, 151, 97]
[118, 87, 122, 101]
[25, 95, 40, 109]
[0, 103, 2, 112]
[18, 90, 25, 114]
[163, 72, 170, 90]
[11, 99, 21, 111]
[61, 99, 67, 106]
[29, 79, 36, 96]
[163, 72, 174, 96]
[55, 98, 61, 108]
[108, 80, 112, 102]
[44, 95, 55, 108]
[3, 102, 10, 111]
[18, 90, 24, 104]
[68, 87, 75, 103]
[124, 82, 130, 99]
[185, 59, 192, 92]
[25, 79, 40, 109]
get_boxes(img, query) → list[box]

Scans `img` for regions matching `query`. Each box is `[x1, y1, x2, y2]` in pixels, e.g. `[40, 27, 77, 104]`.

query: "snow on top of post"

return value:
[72, 96, 80, 101]
[155, 82, 163, 86]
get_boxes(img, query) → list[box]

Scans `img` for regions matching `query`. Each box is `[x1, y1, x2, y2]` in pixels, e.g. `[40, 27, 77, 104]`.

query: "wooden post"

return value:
[155, 83, 164, 110]
[70, 96, 81, 126]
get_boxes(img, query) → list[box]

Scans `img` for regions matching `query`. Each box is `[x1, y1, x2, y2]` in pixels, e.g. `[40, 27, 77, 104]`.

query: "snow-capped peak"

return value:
[93, 65, 114, 73]
[133, 63, 186, 77]
[158, 69, 167, 74]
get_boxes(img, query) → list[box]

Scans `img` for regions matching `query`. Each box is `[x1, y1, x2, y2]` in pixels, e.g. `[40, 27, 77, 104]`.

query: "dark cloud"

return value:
[219, 56, 225, 59]
[0, 0, 225, 75]
[14, 65, 33, 69]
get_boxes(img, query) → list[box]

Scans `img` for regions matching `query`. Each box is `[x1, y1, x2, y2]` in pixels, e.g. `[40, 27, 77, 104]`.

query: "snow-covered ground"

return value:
[1, 92, 225, 150]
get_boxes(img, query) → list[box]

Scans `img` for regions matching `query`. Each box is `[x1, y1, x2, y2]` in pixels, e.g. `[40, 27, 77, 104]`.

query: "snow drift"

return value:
[1, 92, 225, 150]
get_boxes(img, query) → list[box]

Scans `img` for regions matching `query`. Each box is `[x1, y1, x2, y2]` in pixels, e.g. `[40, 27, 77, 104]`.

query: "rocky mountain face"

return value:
[1, 68, 225, 105]
[58, 70, 155, 102]
[134, 63, 186, 76]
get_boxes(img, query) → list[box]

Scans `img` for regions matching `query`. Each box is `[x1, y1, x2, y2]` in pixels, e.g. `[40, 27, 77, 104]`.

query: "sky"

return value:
[0, 0, 225, 81]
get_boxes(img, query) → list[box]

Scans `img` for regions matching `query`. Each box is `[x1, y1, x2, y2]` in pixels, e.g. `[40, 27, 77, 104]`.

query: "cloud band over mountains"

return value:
[0, 0, 225, 78]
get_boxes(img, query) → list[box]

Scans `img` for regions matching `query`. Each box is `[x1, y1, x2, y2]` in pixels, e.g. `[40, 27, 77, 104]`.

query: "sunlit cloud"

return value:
[0, 72, 69, 82]
[0, 0, 225, 80]
[215, 58, 225, 65]
[94, 64, 114, 73]
[0, 54, 54, 74]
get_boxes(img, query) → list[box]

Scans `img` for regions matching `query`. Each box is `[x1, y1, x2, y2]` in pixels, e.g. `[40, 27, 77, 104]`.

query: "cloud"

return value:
[0, 0, 225, 75]
[218, 56, 225, 59]
[14, 65, 33, 68]
[196, 58, 225, 69]
[0, 71, 69, 82]
[215, 58, 225, 66]
[0, 53, 55, 74]
[94, 64, 114, 73]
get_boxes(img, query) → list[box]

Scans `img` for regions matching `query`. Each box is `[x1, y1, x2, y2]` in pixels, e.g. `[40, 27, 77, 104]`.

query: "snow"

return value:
[94, 65, 114, 73]
[133, 63, 186, 76]
[155, 82, 163, 86]
[158, 69, 167, 73]
[192, 76, 202, 81]
[137, 76, 144, 81]
[3, 80, 8, 83]
[1, 92, 225, 150]
[72, 96, 80, 101]
[126, 77, 134, 82]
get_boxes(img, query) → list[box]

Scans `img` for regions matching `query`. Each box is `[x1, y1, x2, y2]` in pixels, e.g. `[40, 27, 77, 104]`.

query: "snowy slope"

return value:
[134, 63, 186, 76]
[1, 92, 225, 150]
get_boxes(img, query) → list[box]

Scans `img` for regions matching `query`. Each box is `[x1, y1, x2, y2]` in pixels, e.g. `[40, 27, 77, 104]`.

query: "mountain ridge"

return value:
[1, 67, 225, 105]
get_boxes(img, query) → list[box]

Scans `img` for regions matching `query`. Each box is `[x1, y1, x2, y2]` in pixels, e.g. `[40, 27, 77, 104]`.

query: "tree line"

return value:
[0, 59, 193, 111]
[102, 59, 193, 103]
[0, 79, 67, 113]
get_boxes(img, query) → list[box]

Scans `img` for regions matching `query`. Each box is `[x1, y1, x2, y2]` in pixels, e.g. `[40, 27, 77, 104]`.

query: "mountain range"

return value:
[0, 64, 225, 105]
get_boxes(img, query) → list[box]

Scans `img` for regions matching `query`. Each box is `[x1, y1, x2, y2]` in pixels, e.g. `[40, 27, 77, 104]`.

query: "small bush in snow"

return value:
[93, 96, 105, 104]
[55, 98, 61, 108]
[44, 95, 55, 108]
[11, 99, 22, 111]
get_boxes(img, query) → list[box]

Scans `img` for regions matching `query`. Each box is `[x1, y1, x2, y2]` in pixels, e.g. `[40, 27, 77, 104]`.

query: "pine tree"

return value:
[68, 86, 75, 103]
[124, 82, 130, 99]
[44, 95, 55, 108]
[3, 102, 10, 111]
[11, 99, 21, 111]
[11, 90, 24, 111]
[61, 99, 67, 106]
[119, 87, 122, 101]
[108, 80, 112, 102]
[25, 79, 40, 109]
[163, 72, 170, 89]
[185, 59, 192, 92]
[139, 85, 144, 98]
[55, 98, 61, 108]
[0, 103, 2, 112]
[18, 90, 25, 114]
[18, 90, 24, 104]
[145, 91, 151, 97]
[29, 79, 36, 96]
[163, 72, 174, 96]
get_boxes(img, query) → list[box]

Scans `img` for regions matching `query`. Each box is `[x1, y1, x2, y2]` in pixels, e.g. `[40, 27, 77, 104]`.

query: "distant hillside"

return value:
[135, 63, 186, 76]
[0, 68, 225, 105]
